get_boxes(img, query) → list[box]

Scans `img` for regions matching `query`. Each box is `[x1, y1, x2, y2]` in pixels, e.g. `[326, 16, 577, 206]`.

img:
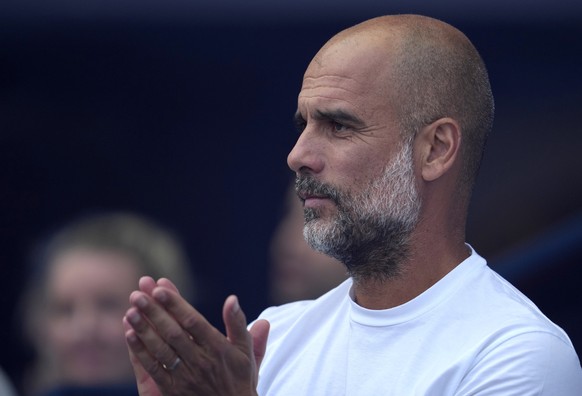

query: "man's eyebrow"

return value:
[315, 109, 365, 127]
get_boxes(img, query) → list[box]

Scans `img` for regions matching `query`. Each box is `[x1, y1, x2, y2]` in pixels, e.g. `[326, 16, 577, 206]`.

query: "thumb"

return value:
[249, 319, 270, 370]
[223, 296, 270, 374]
[223, 295, 251, 350]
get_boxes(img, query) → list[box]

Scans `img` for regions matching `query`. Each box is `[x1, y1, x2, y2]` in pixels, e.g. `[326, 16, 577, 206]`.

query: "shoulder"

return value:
[257, 299, 313, 325]
[453, 252, 582, 393]
[449, 252, 570, 342]
[255, 279, 352, 335]
[476, 265, 572, 342]
[458, 330, 582, 394]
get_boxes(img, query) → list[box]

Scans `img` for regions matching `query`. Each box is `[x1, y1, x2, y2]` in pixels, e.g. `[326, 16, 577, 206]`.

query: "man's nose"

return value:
[287, 129, 325, 175]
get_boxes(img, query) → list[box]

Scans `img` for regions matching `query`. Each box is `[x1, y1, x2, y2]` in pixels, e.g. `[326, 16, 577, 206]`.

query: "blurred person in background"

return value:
[19, 212, 195, 396]
[0, 367, 18, 396]
[269, 182, 347, 304]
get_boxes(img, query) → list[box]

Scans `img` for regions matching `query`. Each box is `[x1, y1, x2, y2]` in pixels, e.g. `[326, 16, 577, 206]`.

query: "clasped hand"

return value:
[123, 277, 270, 396]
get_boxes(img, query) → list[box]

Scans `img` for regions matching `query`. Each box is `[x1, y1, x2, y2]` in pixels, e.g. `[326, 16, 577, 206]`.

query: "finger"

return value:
[151, 286, 221, 350]
[133, 287, 210, 374]
[123, 315, 169, 392]
[222, 295, 251, 351]
[139, 276, 157, 295]
[157, 277, 180, 294]
[127, 293, 185, 370]
[249, 319, 270, 370]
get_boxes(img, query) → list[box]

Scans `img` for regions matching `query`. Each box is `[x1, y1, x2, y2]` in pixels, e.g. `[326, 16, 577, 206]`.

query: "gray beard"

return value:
[297, 142, 421, 282]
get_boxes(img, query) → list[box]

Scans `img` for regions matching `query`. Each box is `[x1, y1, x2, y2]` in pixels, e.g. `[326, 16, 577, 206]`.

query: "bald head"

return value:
[310, 15, 494, 194]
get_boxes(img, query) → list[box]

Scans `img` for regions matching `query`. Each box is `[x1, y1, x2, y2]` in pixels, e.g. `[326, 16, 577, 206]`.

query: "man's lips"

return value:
[298, 190, 326, 200]
[299, 192, 332, 208]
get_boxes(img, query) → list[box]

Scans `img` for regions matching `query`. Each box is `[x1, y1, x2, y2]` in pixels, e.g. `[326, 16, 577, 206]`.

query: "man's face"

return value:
[288, 36, 422, 279]
[295, 141, 421, 278]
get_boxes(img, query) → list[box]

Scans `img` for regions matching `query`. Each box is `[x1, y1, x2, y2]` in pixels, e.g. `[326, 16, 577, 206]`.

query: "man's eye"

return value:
[333, 122, 347, 132]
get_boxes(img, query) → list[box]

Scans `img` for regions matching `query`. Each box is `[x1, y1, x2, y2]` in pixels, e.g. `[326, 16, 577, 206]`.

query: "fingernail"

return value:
[136, 296, 148, 309]
[154, 289, 169, 304]
[126, 330, 137, 343]
[232, 296, 240, 314]
[127, 310, 141, 325]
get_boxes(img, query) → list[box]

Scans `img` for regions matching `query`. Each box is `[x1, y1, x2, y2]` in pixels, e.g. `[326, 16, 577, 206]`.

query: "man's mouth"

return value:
[299, 191, 333, 209]
[295, 176, 340, 207]
[298, 190, 327, 201]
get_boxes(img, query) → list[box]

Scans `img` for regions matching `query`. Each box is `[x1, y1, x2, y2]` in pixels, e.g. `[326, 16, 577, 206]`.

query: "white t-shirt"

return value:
[256, 249, 582, 395]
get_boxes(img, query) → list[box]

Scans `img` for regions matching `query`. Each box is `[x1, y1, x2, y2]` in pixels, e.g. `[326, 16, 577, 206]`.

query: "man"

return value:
[123, 15, 582, 395]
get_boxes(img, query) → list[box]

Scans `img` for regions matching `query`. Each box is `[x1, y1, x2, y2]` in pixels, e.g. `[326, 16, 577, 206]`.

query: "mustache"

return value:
[295, 176, 342, 204]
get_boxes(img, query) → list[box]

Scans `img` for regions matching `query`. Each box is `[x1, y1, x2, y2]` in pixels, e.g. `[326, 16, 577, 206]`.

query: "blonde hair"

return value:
[34, 212, 195, 301]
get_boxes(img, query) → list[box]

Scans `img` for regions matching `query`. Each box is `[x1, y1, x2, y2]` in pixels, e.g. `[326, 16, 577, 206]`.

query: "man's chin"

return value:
[304, 229, 336, 256]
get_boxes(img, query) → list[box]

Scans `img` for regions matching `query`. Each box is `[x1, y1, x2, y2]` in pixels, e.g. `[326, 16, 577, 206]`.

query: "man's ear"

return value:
[417, 117, 461, 182]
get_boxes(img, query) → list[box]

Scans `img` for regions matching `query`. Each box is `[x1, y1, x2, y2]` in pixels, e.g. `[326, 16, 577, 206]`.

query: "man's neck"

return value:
[351, 242, 471, 310]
